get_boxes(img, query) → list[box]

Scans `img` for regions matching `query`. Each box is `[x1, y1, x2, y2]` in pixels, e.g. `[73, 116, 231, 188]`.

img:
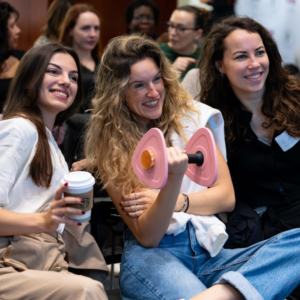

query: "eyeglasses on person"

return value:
[165, 21, 198, 34]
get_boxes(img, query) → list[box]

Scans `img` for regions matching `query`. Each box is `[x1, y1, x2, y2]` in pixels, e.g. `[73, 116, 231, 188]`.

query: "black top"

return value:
[228, 108, 300, 219]
[79, 59, 100, 113]
[228, 110, 300, 241]
[0, 50, 25, 113]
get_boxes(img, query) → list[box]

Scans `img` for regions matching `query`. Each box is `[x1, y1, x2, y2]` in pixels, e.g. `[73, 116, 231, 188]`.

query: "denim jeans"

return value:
[120, 222, 300, 300]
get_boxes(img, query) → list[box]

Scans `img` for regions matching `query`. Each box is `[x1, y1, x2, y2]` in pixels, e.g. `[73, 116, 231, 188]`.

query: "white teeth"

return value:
[51, 91, 68, 97]
[144, 100, 158, 106]
[246, 74, 260, 79]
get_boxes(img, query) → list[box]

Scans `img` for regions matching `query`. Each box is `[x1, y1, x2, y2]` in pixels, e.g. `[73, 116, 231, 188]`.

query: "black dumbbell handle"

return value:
[187, 151, 204, 167]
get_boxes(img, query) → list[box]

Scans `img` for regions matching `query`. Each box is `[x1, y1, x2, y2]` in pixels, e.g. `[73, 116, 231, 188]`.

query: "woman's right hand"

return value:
[173, 57, 197, 72]
[167, 146, 188, 180]
[70, 159, 86, 172]
[41, 183, 84, 232]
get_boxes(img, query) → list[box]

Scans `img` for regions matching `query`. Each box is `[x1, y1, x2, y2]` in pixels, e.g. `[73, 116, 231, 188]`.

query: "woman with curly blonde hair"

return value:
[84, 34, 300, 300]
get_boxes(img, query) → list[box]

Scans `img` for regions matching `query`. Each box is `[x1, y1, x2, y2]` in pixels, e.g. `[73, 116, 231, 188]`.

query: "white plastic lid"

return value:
[61, 171, 95, 190]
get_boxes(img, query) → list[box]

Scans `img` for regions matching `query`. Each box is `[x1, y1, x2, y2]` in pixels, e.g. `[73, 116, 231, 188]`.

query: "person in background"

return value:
[200, 16, 300, 300]
[59, 3, 101, 113]
[34, 0, 74, 47]
[0, 42, 108, 300]
[125, 0, 160, 40]
[59, 4, 101, 167]
[159, 5, 209, 81]
[0, 1, 21, 113]
[199, 0, 235, 22]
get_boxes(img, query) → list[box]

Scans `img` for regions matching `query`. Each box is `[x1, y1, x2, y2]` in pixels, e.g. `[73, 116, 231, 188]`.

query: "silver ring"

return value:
[134, 205, 138, 212]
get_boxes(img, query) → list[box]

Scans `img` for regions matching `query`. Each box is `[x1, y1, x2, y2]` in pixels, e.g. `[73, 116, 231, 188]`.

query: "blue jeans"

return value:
[120, 222, 300, 300]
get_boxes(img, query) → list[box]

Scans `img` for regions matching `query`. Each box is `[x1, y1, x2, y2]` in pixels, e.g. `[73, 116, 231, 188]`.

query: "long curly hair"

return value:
[200, 16, 300, 155]
[85, 34, 198, 195]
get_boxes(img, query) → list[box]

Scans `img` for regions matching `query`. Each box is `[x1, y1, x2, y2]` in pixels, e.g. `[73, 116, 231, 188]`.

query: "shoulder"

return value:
[0, 118, 37, 142]
[191, 101, 222, 122]
[181, 69, 201, 101]
[33, 36, 50, 47]
[158, 43, 169, 51]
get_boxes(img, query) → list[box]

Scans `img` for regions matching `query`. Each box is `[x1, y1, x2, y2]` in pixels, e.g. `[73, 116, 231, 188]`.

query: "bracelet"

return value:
[179, 194, 188, 212]
[183, 194, 189, 213]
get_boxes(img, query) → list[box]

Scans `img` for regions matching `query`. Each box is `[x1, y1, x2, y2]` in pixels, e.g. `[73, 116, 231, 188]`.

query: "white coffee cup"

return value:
[61, 171, 95, 222]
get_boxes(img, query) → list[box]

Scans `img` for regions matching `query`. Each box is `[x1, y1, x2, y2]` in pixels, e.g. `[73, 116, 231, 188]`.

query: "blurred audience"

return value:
[59, 3, 101, 112]
[283, 63, 300, 78]
[0, 2, 21, 113]
[159, 6, 209, 81]
[59, 3, 101, 167]
[199, 0, 235, 22]
[294, 45, 300, 75]
[34, 0, 74, 47]
[125, 0, 159, 40]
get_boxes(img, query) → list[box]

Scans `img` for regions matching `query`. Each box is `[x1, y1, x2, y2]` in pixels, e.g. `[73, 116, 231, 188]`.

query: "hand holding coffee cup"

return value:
[61, 171, 95, 223]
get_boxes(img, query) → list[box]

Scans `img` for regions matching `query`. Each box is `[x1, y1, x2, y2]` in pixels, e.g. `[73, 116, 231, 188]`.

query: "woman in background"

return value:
[159, 5, 209, 81]
[34, 0, 74, 47]
[59, 3, 101, 112]
[0, 42, 107, 300]
[59, 3, 101, 167]
[125, 0, 160, 40]
[0, 1, 21, 112]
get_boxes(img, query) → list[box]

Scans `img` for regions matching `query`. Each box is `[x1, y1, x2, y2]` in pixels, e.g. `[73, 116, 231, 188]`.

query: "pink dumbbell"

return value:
[131, 127, 218, 189]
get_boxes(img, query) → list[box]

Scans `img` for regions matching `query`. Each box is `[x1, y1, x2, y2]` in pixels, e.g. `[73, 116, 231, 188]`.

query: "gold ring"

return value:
[135, 193, 137, 200]
[181, 150, 186, 154]
[134, 205, 138, 212]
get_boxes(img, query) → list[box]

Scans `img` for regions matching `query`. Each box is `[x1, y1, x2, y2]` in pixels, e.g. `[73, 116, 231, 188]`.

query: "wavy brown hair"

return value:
[3, 43, 83, 187]
[85, 34, 198, 195]
[200, 16, 300, 155]
[59, 3, 101, 60]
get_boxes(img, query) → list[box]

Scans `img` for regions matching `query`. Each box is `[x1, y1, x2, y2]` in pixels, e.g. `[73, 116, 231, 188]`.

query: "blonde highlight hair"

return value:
[85, 34, 198, 195]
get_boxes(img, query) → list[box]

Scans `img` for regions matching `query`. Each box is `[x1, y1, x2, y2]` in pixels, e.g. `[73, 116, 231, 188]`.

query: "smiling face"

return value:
[7, 12, 21, 49]
[217, 29, 269, 102]
[129, 5, 155, 35]
[168, 10, 202, 55]
[38, 52, 78, 119]
[124, 58, 165, 129]
[70, 11, 100, 52]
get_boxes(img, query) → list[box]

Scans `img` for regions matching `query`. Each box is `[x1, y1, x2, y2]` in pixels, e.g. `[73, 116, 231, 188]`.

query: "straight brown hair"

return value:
[3, 43, 83, 187]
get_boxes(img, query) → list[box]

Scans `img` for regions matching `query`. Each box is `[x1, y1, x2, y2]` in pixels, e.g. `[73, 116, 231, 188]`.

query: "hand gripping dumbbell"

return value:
[131, 127, 218, 189]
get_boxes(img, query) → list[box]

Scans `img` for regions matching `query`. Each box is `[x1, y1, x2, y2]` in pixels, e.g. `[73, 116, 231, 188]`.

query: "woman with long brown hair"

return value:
[0, 1, 21, 112]
[0, 43, 107, 299]
[83, 34, 300, 300]
[200, 16, 300, 299]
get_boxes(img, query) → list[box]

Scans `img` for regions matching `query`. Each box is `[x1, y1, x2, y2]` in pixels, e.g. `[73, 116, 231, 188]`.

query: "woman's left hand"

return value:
[120, 188, 158, 218]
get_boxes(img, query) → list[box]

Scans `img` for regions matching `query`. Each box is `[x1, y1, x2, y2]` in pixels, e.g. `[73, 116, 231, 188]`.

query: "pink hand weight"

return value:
[131, 127, 218, 189]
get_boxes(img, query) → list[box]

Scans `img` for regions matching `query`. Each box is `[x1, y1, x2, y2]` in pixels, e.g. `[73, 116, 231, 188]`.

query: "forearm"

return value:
[181, 183, 235, 215]
[109, 175, 184, 248]
[135, 176, 184, 247]
[0, 209, 46, 236]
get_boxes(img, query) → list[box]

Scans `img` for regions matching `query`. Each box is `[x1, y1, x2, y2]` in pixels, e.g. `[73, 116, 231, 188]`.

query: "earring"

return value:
[220, 72, 224, 78]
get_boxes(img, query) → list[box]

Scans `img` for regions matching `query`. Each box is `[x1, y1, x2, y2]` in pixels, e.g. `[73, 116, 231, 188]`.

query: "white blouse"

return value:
[0, 118, 68, 214]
